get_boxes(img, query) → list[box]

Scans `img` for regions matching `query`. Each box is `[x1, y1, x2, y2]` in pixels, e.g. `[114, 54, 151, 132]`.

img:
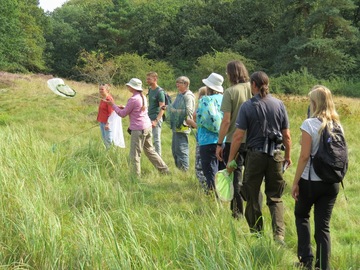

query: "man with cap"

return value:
[106, 78, 169, 177]
[196, 73, 224, 191]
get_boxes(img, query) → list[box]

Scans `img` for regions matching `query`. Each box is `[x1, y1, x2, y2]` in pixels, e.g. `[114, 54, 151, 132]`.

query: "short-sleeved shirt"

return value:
[148, 87, 165, 120]
[300, 118, 322, 181]
[221, 82, 252, 143]
[236, 94, 289, 149]
[97, 94, 114, 123]
[197, 93, 223, 146]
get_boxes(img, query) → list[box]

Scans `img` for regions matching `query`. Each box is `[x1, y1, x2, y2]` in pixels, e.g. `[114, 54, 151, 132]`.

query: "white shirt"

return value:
[300, 118, 322, 181]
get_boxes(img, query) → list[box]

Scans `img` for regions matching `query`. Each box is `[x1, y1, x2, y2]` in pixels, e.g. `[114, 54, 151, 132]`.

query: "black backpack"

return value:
[311, 123, 348, 184]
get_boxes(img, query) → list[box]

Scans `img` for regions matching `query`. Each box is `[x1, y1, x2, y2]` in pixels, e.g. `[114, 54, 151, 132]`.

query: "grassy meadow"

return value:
[0, 72, 359, 269]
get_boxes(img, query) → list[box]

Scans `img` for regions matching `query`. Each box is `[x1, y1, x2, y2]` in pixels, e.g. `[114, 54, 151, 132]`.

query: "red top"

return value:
[97, 95, 114, 123]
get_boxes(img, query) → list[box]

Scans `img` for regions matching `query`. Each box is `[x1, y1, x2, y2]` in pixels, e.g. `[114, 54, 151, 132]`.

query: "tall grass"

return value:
[0, 73, 359, 269]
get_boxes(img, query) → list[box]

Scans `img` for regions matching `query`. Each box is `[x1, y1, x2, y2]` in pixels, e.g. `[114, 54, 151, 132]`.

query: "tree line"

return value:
[1, 0, 360, 96]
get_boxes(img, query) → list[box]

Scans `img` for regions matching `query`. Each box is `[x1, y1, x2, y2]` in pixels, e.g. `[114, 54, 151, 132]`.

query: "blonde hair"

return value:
[99, 83, 111, 91]
[309, 85, 340, 133]
[146, 71, 158, 79]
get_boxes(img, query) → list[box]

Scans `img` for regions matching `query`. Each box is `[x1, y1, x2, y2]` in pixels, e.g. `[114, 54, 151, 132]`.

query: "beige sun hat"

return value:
[202, 73, 224, 93]
[126, 78, 143, 91]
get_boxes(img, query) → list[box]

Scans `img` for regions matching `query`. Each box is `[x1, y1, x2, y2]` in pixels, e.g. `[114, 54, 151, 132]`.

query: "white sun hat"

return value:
[202, 73, 224, 93]
[126, 78, 143, 91]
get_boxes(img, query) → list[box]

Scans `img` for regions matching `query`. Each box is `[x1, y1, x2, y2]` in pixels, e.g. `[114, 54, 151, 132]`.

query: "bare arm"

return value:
[216, 112, 231, 161]
[152, 101, 165, 127]
[227, 128, 245, 173]
[291, 130, 311, 201]
[281, 128, 292, 166]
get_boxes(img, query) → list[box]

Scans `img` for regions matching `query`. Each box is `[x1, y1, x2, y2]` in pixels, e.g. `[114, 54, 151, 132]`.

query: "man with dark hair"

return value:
[146, 72, 165, 156]
[216, 60, 253, 219]
[227, 71, 292, 244]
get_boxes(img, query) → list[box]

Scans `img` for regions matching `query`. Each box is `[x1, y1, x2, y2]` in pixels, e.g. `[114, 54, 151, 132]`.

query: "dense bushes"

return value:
[76, 50, 360, 97]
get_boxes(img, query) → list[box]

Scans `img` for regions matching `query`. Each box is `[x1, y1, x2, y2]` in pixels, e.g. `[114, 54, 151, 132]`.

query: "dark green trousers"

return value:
[243, 150, 286, 238]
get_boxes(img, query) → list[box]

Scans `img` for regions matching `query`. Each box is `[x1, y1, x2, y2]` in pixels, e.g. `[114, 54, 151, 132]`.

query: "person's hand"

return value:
[118, 105, 125, 109]
[105, 123, 110, 130]
[291, 183, 299, 201]
[151, 120, 157, 127]
[226, 166, 235, 175]
[103, 98, 114, 106]
[282, 160, 290, 172]
[216, 145, 223, 161]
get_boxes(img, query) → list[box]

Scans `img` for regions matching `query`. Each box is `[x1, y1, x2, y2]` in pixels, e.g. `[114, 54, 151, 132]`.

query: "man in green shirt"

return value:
[146, 72, 165, 156]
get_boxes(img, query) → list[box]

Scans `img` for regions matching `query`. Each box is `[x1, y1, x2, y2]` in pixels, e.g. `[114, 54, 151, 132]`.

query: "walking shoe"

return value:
[274, 235, 286, 246]
[160, 169, 171, 175]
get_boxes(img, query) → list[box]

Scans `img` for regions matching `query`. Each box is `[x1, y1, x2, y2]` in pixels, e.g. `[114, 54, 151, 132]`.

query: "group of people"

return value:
[96, 62, 344, 270]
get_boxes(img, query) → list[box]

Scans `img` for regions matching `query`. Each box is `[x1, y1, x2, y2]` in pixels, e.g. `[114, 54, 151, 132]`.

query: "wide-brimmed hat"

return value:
[126, 78, 143, 91]
[202, 73, 224, 93]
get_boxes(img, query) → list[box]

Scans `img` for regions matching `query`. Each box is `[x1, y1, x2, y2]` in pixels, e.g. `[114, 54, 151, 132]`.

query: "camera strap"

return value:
[250, 96, 269, 137]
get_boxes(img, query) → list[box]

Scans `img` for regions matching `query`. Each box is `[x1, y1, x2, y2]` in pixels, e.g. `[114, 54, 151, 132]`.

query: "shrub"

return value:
[76, 51, 176, 89]
[193, 50, 257, 91]
[271, 68, 318, 95]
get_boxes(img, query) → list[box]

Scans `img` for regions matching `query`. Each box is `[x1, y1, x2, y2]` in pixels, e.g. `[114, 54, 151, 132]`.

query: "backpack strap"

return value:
[250, 96, 268, 137]
[155, 87, 164, 101]
[308, 156, 313, 198]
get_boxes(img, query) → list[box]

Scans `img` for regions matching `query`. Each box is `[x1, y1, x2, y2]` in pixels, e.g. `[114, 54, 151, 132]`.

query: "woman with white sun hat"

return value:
[196, 72, 225, 192]
[106, 78, 169, 177]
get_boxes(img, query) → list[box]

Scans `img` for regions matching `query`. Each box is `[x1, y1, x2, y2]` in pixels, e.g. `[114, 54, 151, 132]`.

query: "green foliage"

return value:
[271, 68, 319, 95]
[0, 0, 27, 72]
[270, 68, 360, 97]
[112, 53, 175, 90]
[76, 50, 119, 83]
[3, 0, 360, 90]
[193, 50, 257, 91]
[275, 0, 359, 79]
[77, 51, 176, 89]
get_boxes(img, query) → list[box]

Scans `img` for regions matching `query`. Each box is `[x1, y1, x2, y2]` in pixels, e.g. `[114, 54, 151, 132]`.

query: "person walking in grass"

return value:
[226, 71, 292, 244]
[106, 78, 169, 177]
[215, 60, 255, 219]
[291, 85, 343, 270]
[146, 71, 165, 156]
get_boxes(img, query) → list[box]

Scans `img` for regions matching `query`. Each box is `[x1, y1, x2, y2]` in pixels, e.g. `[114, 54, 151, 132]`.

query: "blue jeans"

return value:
[152, 118, 163, 156]
[199, 144, 219, 190]
[295, 178, 339, 270]
[100, 122, 112, 149]
[172, 131, 189, 171]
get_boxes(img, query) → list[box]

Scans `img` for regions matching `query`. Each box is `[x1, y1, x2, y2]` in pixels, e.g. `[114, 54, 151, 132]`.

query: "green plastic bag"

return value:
[215, 160, 237, 202]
